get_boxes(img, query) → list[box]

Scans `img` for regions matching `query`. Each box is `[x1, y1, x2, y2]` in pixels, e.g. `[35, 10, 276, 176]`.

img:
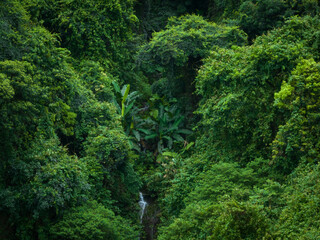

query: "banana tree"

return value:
[112, 81, 140, 134]
[138, 103, 192, 155]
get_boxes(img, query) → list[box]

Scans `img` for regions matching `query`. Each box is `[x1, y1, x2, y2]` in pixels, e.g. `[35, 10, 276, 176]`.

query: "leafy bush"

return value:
[51, 201, 138, 240]
[158, 199, 271, 240]
[275, 163, 320, 239]
[272, 58, 320, 173]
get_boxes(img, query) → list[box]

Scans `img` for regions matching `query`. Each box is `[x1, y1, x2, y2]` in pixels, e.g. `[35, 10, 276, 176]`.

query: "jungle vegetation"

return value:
[1, 0, 320, 239]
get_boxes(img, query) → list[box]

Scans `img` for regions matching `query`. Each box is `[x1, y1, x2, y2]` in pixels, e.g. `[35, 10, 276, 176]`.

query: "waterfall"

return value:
[139, 192, 147, 223]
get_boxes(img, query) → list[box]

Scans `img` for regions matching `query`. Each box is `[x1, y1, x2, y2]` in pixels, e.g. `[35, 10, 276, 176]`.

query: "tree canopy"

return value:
[1, 0, 320, 239]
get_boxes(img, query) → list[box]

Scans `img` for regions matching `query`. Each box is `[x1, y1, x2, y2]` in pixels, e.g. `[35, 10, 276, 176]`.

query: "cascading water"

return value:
[139, 192, 159, 240]
[139, 192, 147, 223]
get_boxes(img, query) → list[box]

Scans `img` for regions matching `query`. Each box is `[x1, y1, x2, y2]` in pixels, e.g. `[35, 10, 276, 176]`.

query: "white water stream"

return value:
[139, 192, 147, 223]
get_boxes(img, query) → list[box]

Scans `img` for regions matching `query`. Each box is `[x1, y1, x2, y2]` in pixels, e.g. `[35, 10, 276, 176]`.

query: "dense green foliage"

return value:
[137, 14, 247, 116]
[0, 0, 140, 239]
[50, 201, 138, 240]
[1, 0, 320, 239]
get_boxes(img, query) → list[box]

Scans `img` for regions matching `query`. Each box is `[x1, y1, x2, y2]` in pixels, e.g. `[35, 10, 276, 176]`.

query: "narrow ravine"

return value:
[139, 192, 161, 240]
